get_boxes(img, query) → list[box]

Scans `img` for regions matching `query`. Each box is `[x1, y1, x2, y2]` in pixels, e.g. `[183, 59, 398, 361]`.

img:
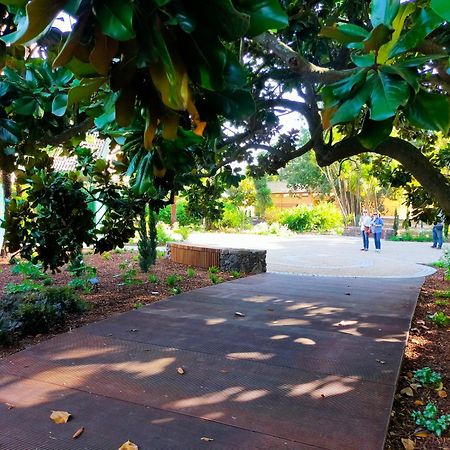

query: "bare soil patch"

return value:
[0, 250, 239, 358]
[386, 268, 450, 450]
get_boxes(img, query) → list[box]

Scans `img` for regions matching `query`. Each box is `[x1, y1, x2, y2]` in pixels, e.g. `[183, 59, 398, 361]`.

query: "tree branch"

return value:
[254, 32, 357, 84]
[38, 117, 94, 148]
[316, 137, 450, 215]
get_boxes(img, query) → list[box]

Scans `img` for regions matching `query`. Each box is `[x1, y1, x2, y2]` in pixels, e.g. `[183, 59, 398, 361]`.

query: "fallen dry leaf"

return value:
[200, 437, 214, 442]
[414, 400, 424, 406]
[414, 431, 430, 438]
[400, 387, 414, 397]
[234, 311, 245, 317]
[50, 410, 71, 424]
[438, 390, 448, 398]
[72, 427, 84, 439]
[406, 372, 413, 379]
[416, 320, 425, 325]
[177, 367, 186, 375]
[401, 437, 415, 450]
[410, 383, 421, 391]
[119, 440, 138, 450]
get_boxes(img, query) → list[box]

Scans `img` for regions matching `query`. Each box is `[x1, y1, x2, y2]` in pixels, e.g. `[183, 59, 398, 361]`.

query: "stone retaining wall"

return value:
[166, 242, 266, 274]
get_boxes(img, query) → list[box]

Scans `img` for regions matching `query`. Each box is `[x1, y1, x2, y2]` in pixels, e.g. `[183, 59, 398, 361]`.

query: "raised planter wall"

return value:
[167, 243, 266, 274]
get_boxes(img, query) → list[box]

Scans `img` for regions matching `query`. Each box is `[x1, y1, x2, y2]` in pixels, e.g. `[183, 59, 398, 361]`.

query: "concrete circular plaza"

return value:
[187, 232, 446, 278]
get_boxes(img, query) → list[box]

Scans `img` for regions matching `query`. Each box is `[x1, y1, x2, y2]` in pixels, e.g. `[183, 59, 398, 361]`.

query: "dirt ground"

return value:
[385, 268, 450, 450]
[0, 250, 238, 358]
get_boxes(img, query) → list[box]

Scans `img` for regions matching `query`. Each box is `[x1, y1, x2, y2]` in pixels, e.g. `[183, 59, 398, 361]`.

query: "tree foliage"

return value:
[0, 0, 449, 268]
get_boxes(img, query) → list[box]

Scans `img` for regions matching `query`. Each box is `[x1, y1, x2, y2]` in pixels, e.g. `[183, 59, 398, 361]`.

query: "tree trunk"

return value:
[0, 170, 12, 256]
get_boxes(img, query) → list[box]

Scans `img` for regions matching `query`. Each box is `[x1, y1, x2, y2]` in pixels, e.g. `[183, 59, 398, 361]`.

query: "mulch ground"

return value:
[0, 250, 238, 359]
[385, 268, 450, 450]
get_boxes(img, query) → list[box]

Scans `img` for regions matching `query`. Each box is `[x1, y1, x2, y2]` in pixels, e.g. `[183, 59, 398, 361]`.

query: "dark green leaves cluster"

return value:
[320, 0, 449, 150]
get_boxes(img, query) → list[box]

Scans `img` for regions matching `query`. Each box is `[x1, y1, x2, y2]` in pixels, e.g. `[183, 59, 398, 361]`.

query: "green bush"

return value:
[389, 231, 433, 242]
[156, 199, 200, 227]
[11, 261, 50, 281]
[0, 287, 87, 341]
[280, 202, 343, 233]
[215, 203, 250, 230]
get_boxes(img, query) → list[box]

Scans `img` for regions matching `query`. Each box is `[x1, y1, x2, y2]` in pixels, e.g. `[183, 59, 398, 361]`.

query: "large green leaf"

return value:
[1, 0, 68, 45]
[67, 78, 105, 107]
[351, 54, 375, 67]
[12, 96, 37, 115]
[206, 89, 255, 120]
[330, 77, 374, 125]
[389, 8, 443, 58]
[358, 117, 393, 150]
[380, 64, 419, 92]
[0, 119, 20, 145]
[371, 0, 400, 28]
[369, 71, 410, 120]
[363, 24, 392, 52]
[377, 2, 415, 63]
[238, 0, 288, 36]
[93, 0, 135, 41]
[405, 90, 450, 133]
[192, 0, 250, 41]
[331, 69, 367, 98]
[431, 0, 450, 21]
[51, 94, 68, 116]
[319, 23, 368, 44]
[395, 54, 447, 68]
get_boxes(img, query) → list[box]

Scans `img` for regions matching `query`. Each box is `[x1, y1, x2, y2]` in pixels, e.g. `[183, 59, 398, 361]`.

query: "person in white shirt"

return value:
[359, 209, 371, 251]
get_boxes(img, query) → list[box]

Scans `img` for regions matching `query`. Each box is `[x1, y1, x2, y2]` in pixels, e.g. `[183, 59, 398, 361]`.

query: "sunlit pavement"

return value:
[187, 232, 443, 278]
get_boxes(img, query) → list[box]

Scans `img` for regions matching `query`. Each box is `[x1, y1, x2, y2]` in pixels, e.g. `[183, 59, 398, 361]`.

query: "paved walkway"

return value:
[187, 233, 443, 277]
[0, 273, 422, 449]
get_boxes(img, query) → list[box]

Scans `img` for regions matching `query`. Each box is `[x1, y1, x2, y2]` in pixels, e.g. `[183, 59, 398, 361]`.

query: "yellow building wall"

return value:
[270, 193, 317, 209]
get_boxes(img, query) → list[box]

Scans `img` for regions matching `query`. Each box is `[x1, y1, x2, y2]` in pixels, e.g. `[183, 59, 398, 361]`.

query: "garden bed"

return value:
[0, 250, 240, 358]
[385, 268, 450, 449]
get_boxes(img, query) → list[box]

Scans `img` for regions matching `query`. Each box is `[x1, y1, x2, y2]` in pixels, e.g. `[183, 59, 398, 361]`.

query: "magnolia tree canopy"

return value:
[0, 0, 449, 268]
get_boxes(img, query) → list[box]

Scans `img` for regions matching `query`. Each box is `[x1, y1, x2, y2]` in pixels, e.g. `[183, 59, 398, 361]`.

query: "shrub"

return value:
[166, 274, 183, 287]
[187, 267, 196, 278]
[156, 199, 200, 227]
[208, 266, 219, 274]
[0, 287, 87, 339]
[389, 231, 433, 242]
[11, 261, 50, 280]
[263, 207, 283, 225]
[280, 202, 343, 233]
[148, 274, 158, 283]
[5, 280, 42, 295]
[209, 273, 222, 284]
[216, 203, 250, 230]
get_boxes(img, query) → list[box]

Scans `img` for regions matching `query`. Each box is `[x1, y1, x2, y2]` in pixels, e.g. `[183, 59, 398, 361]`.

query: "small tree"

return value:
[138, 206, 157, 273]
[393, 209, 399, 237]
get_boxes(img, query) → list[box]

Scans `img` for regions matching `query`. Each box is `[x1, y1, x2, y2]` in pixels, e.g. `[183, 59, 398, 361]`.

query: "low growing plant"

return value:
[121, 268, 143, 286]
[5, 280, 42, 295]
[435, 291, 450, 299]
[166, 274, 183, 287]
[0, 287, 87, 340]
[231, 270, 241, 278]
[148, 274, 158, 283]
[208, 266, 219, 274]
[411, 403, 450, 437]
[101, 252, 111, 261]
[11, 261, 50, 281]
[209, 273, 222, 284]
[170, 286, 182, 295]
[187, 267, 196, 278]
[68, 278, 93, 294]
[413, 367, 443, 388]
[428, 311, 450, 327]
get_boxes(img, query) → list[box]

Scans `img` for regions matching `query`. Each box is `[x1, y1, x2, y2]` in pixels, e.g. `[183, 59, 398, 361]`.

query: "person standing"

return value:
[359, 209, 371, 251]
[432, 217, 444, 249]
[371, 212, 384, 252]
